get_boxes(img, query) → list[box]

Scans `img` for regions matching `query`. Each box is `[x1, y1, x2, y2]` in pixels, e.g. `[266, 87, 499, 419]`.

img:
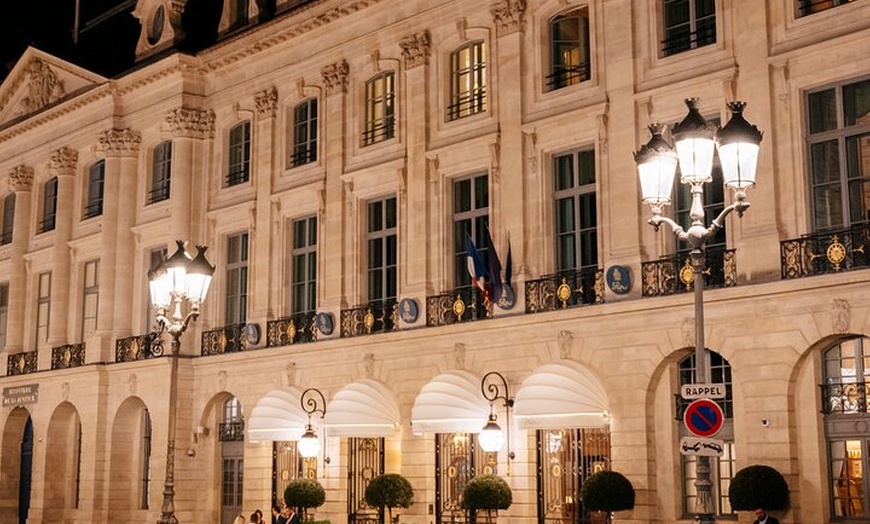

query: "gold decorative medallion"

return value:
[827, 235, 846, 270]
[679, 258, 695, 288]
[63, 348, 71, 365]
[552, 464, 562, 477]
[132, 338, 140, 357]
[364, 309, 375, 331]
[556, 278, 572, 306]
[448, 465, 457, 478]
[452, 296, 466, 319]
[287, 321, 297, 341]
[219, 330, 228, 349]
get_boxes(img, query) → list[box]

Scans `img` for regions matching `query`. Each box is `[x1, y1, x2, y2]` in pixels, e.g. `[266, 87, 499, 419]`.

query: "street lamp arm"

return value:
[649, 214, 689, 240]
[706, 200, 751, 240]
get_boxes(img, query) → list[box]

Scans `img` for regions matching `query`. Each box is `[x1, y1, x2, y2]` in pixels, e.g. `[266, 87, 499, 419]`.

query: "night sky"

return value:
[0, 0, 224, 85]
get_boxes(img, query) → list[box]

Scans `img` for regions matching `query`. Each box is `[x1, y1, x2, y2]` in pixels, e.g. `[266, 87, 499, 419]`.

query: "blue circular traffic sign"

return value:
[683, 398, 724, 437]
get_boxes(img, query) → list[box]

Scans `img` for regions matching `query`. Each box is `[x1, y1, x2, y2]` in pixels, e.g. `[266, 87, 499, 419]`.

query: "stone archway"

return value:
[0, 407, 33, 524]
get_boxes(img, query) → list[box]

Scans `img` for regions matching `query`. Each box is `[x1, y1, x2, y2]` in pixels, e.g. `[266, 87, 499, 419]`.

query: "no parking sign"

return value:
[683, 398, 724, 438]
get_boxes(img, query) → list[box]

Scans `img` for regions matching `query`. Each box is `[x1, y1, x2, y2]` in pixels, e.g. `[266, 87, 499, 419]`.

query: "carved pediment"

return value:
[0, 47, 108, 129]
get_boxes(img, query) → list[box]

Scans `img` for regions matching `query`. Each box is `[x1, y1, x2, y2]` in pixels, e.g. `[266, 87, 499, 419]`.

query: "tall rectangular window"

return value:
[449, 41, 487, 120]
[228, 121, 251, 186]
[291, 216, 317, 314]
[36, 272, 51, 346]
[291, 98, 318, 167]
[84, 160, 105, 219]
[548, 9, 590, 90]
[225, 232, 249, 324]
[367, 197, 397, 302]
[39, 177, 58, 233]
[363, 72, 396, 146]
[554, 150, 597, 272]
[807, 78, 870, 231]
[149, 141, 172, 204]
[1, 193, 14, 245]
[661, 0, 716, 57]
[453, 174, 489, 289]
[82, 260, 99, 339]
[0, 283, 8, 350]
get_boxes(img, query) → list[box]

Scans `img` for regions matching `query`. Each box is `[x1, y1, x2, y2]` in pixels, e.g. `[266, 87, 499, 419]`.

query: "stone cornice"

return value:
[491, 0, 526, 37]
[9, 165, 35, 192]
[200, 0, 385, 73]
[98, 128, 142, 157]
[255, 86, 278, 119]
[399, 30, 431, 69]
[165, 107, 216, 138]
[49, 147, 79, 176]
[321, 60, 349, 96]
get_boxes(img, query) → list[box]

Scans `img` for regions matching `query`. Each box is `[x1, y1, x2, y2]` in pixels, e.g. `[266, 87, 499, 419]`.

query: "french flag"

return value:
[465, 234, 489, 297]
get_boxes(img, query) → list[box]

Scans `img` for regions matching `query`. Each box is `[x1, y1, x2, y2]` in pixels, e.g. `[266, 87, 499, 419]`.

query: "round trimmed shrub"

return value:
[461, 474, 512, 516]
[579, 471, 635, 513]
[728, 465, 789, 511]
[284, 478, 326, 518]
[365, 473, 414, 522]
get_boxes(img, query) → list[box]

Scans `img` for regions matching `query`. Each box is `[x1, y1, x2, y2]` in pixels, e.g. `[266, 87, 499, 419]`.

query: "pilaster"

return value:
[46, 147, 77, 349]
[5, 165, 34, 353]
[253, 86, 278, 322]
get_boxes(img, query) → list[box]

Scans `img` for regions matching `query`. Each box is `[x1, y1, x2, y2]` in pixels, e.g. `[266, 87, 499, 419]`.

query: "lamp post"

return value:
[635, 99, 762, 524]
[299, 387, 327, 460]
[479, 371, 515, 474]
[149, 240, 215, 524]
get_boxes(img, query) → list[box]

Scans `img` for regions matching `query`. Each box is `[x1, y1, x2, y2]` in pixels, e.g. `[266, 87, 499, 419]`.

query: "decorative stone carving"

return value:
[321, 60, 349, 96]
[597, 109, 609, 155]
[255, 86, 278, 119]
[8, 165, 35, 191]
[128, 374, 138, 395]
[831, 298, 851, 334]
[399, 30, 431, 69]
[490, 0, 526, 37]
[454, 342, 466, 370]
[218, 370, 227, 391]
[165, 107, 216, 138]
[489, 139, 500, 182]
[61, 381, 70, 401]
[681, 316, 695, 348]
[364, 352, 375, 378]
[18, 58, 66, 116]
[98, 128, 142, 157]
[286, 361, 297, 386]
[49, 147, 78, 176]
[523, 130, 537, 171]
[558, 330, 573, 359]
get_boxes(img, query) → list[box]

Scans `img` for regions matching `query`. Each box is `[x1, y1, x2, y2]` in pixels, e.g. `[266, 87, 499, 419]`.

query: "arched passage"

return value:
[0, 407, 33, 524]
[108, 397, 153, 523]
[42, 402, 82, 515]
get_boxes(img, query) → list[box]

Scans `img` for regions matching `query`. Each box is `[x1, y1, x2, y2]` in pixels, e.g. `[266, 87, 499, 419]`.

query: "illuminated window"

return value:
[228, 121, 251, 186]
[449, 41, 486, 120]
[363, 72, 395, 145]
[547, 9, 590, 90]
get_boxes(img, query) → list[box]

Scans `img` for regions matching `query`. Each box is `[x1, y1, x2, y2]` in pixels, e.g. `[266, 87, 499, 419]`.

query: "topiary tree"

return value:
[728, 465, 789, 512]
[284, 478, 326, 521]
[365, 473, 414, 524]
[461, 474, 512, 523]
[580, 471, 635, 523]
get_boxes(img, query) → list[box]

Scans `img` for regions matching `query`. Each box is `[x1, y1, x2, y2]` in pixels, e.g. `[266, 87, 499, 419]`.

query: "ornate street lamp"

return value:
[299, 387, 327, 459]
[479, 371, 515, 473]
[149, 240, 215, 524]
[635, 99, 762, 524]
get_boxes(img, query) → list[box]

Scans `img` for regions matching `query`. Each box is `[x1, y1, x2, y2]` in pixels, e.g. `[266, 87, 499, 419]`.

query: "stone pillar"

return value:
[45, 148, 77, 351]
[490, 0, 526, 313]
[96, 128, 141, 362]
[399, 30, 432, 305]
[320, 60, 350, 317]
[251, 86, 278, 322]
[4, 165, 34, 354]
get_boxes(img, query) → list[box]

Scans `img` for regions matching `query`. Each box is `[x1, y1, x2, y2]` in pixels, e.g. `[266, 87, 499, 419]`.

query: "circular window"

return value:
[147, 5, 165, 46]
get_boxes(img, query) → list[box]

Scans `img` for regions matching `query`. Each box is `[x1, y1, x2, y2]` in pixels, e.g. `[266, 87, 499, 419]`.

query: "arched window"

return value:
[220, 397, 245, 523]
[149, 142, 172, 204]
[822, 336, 870, 518]
[677, 350, 735, 518]
[547, 9, 590, 90]
[228, 121, 251, 186]
[290, 98, 318, 167]
[448, 42, 486, 120]
[363, 72, 395, 146]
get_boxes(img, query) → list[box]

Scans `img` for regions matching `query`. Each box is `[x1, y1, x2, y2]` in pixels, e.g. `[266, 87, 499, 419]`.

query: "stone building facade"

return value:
[0, 1, 869, 523]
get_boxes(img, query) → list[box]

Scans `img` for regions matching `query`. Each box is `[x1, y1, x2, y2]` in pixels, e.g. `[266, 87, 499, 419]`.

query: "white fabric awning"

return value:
[247, 387, 308, 442]
[411, 370, 488, 434]
[514, 361, 610, 429]
[324, 379, 401, 437]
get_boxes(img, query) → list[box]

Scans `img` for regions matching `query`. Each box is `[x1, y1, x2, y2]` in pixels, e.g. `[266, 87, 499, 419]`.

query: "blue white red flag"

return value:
[465, 234, 489, 296]
[485, 227, 503, 303]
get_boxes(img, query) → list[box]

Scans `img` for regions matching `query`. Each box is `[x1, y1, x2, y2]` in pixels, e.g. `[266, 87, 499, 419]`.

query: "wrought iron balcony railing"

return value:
[219, 421, 246, 442]
[201, 323, 247, 356]
[341, 299, 398, 338]
[51, 343, 86, 370]
[7, 350, 37, 376]
[781, 226, 869, 279]
[525, 268, 604, 314]
[642, 246, 736, 297]
[426, 287, 489, 327]
[545, 62, 591, 90]
[821, 380, 869, 415]
[116, 332, 164, 362]
[266, 312, 318, 347]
